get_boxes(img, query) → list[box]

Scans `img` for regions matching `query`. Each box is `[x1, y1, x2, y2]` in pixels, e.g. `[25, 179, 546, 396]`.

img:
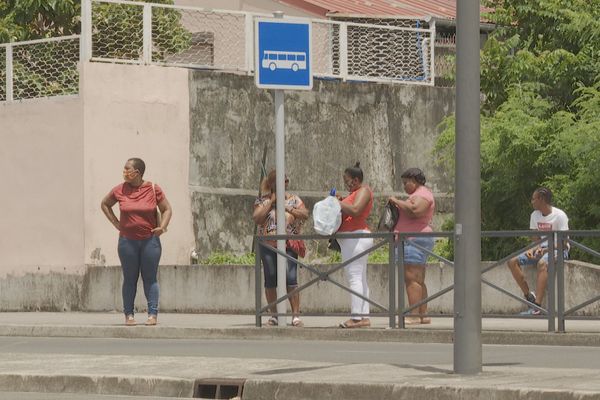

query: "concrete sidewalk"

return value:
[0, 313, 599, 399]
[0, 312, 598, 346]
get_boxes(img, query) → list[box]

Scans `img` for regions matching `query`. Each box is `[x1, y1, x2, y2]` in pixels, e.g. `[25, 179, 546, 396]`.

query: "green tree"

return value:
[435, 0, 600, 260]
[0, 0, 80, 42]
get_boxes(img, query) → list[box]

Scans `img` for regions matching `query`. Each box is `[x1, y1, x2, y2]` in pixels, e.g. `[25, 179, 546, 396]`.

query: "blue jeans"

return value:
[117, 235, 162, 316]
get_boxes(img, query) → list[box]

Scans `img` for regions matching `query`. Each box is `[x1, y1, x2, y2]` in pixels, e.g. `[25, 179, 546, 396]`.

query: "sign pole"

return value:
[272, 11, 287, 327]
[454, 0, 482, 374]
[255, 12, 312, 327]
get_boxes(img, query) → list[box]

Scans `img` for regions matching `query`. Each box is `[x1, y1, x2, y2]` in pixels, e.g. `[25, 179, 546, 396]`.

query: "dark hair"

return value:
[128, 158, 146, 177]
[261, 169, 277, 194]
[534, 187, 553, 205]
[344, 161, 363, 182]
[401, 168, 426, 185]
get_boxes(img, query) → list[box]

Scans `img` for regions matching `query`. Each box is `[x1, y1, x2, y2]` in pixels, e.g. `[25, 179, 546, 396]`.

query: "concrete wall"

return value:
[1, 261, 598, 316]
[0, 97, 85, 278]
[188, 71, 455, 257]
[81, 62, 196, 267]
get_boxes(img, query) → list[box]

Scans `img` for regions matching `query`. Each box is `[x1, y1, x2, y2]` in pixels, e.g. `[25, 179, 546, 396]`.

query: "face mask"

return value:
[123, 170, 138, 180]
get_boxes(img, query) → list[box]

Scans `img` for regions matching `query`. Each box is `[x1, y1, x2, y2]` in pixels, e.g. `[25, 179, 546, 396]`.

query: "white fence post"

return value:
[430, 20, 436, 86]
[339, 23, 348, 81]
[143, 3, 153, 64]
[245, 13, 254, 74]
[6, 44, 13, 102]
[80, 0, 93, 62]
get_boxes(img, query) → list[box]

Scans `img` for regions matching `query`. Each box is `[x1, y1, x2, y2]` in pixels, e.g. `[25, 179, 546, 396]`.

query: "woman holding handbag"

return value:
[389, 168, 435, 325]
[101, 158, 172, 326]
[253, 170, 308, 327]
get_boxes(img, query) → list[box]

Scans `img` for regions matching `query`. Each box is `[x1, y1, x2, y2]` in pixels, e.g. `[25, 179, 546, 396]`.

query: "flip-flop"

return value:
[292, 317, 304, 327]
[267, 317, 278, 326]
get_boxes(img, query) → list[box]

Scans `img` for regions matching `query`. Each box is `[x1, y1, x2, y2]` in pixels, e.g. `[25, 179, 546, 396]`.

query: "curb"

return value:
[0, 374, 599, 400]
[0, 374, 194, 398]
[243, 380, 600, 400]
[0, 325, 598, 346]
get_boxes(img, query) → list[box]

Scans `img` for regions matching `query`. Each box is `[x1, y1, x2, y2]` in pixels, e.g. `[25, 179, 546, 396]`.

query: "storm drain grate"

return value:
[193, 378, 245, 399]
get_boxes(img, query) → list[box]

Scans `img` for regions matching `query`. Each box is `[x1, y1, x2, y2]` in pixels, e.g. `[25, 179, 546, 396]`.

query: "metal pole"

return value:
[547, 234, 556, 332]
[557, 232, 566, 332]
[5, 44, 13, 102]
[388, 234, 396, 328]
[255, 240, 262, 327]
[339, 23, 348, 81]
[273, 10, 288, 327]
[142, 4, 152, 64]
[398, 235, 406, 329]
[80, 0, 92, 62]
[454, 0, 481, 374]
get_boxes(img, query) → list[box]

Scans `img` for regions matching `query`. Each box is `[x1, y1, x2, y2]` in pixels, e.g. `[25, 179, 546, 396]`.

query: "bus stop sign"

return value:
[255, 18, 312, 90]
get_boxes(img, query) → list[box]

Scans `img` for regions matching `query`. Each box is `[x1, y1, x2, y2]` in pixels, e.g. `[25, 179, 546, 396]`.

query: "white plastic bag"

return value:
[313, 189, 342, 235]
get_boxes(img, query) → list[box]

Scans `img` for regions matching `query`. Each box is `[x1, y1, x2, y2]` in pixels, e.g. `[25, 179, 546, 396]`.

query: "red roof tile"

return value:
[281, 0, 489, 20]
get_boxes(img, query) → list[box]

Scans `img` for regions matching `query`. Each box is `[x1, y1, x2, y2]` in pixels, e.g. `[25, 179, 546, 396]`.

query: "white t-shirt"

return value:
[530, 206, 569, 247]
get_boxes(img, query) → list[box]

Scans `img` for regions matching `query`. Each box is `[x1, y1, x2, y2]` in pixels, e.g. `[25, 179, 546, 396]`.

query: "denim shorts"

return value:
[517, 249, 569, 266]
[398, 236, 435, 265]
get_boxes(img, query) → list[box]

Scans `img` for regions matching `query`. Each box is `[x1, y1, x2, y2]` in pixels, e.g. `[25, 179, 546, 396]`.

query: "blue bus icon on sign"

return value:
[262, 50, 307, 72]
[255, 19, 312, 90]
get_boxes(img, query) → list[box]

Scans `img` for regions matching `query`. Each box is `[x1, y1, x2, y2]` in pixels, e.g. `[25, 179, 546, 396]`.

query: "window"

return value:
[278, 54, 286, 60]
[297, 54, 305, 61]
[268, 53, 277, 60]
[287, 54, 296, 61]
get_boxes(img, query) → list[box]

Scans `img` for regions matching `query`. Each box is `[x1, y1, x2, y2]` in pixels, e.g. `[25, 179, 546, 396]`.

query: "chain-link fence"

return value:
[0, 35, 80, 102]
[435, 33, 456, 87]
[87, 0, 435, 85]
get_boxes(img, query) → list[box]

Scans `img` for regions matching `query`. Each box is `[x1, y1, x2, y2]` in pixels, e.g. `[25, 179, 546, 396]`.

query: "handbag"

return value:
[152, 183, 162, 228]
[377, 201, 399, 232]
[286, 239, 306, 258]
[328, 238, 341, 252]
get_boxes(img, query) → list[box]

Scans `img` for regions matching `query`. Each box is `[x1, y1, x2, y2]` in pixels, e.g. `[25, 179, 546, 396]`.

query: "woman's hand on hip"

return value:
[151, 227, 166, 236]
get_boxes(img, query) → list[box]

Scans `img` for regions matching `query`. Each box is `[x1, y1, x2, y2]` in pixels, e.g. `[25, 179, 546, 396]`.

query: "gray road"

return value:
[0, 336, 598, 369]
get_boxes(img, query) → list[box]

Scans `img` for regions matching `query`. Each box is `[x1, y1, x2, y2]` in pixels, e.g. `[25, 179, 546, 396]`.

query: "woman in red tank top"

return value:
[101, 158, 172, 327]
[337, 162, 374, 329]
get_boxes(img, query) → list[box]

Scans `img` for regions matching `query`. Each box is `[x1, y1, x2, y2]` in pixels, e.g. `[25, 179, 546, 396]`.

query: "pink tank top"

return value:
[339, 186, 373, 232]
[394, 185, 435, 233]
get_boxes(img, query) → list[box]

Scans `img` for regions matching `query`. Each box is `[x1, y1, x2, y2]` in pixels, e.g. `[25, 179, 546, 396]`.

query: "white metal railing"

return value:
[83, 0, 435, 86]
[0, 35, 80, 102]
[0, 0, 436, 102]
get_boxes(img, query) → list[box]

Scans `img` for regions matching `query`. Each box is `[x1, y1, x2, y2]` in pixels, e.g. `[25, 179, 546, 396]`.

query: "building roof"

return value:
[279, 0, 490, 21]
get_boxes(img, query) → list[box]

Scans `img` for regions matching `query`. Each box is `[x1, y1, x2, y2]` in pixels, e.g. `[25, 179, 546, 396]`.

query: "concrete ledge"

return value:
[0, 374, 194, 398]
[243, 380, 600, 400]
[1, 374, 599, 400]
[0, 324, 598, 346]
[1, 261, 599, 317]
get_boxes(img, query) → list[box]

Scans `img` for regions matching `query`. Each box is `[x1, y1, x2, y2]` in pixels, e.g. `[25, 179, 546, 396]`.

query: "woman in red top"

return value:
[101, 158, 172, 326]
[337, 162, 374, 328]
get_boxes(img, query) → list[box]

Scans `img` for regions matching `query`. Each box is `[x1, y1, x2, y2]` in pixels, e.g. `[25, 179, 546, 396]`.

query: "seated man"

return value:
[506, 187, 569, 315]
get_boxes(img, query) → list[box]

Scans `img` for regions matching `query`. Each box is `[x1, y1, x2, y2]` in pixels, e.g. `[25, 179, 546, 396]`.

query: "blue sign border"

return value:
[255, 18, 313, 90]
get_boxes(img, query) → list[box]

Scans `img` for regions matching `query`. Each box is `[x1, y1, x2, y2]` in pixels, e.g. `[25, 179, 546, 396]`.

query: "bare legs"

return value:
[405, 264, 428, 324]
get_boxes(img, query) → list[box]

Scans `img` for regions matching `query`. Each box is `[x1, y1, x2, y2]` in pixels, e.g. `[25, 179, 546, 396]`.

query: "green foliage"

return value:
[91, 0, 191, 61]
[0, 0, 80, 42]
[199, 252, 256, 265]
[435, 0, 600, 261]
